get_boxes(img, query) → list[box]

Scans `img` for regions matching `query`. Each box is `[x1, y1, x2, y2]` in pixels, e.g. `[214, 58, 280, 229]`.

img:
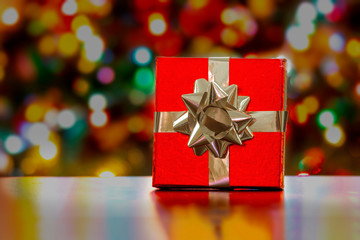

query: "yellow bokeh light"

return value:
[1, 7, 19, 26]
[148, 13, 167, 36]
[248, 0, 274, 19]
[78, 57, 96, 74]
[40, 9, 59, 30]
[58, 33, 79, 57]
[127, 116, 144, 133]
[346, 39, 360, 58]
[326, 72, 343, 88]
[21, 157, 38, 175]
[73, 78, 90, 95]
[324, 125, 345, 147]
[221, 27, 239, 47]
[71, 15, 91, 32]
[303, 96, 319, 114]
[295, 104, 308, 124]
[38, 35, 57, 56]
[25, 103, 45, 122]
[98, 170, 115, 177]
[188, 0, 208, 9]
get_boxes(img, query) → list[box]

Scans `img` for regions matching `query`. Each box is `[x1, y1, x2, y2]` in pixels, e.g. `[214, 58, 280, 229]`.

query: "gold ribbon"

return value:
[154, 57, 288, 187]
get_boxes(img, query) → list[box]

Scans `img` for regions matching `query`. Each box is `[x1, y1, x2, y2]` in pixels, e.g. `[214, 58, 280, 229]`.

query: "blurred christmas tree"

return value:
[0, 0, 359, 177]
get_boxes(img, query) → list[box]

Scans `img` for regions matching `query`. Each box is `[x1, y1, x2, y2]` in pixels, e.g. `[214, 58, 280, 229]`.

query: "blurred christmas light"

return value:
[71, 15, 90, 32]
[97, 67, 115, 84]
[0, 152, 11, 172]
[98, 170, 115, 177]
[39, 141, 58, 160]
[73, 77, 90, 95]
[286, 26, 310, 51]
[84, 36, 104, 62]
[76, 25, 93, 42]
[44, 109, 58, 128]
[303, 96, 319, 114]
[329, 33, 345, 52]
[89, 93, 107, 111]
[5, 135, 25, 155]
[296, 2, 317, 23]
[40, 9, 59, 30]
[317, 110, 335, 128]
[346, 39, 360, 58]
[25, 103, 44, 122]
[129, 89, 146, 106]
[62, 0, 78, 16]
[321, 58, 338, 76]
[293, 71, 312, 91]
[1, 7, 19, 26]
[221, 8, 237, 25]
[90, 111, 108, 127]
[355, 82, 360, 97]
[297, 172, 310, 176]
[91, 0, 107, 7]
[295, 103, 308, 125]
[134, 68, 154, 91]
[58, 33, 79, 57]
[133, 46, 152, 66]
[26, 123, 50, 145]
[326, 72, 343, 88]
[148, 13, 167, 36]
[248, 0, 274, 19]
[316, 0, 334, 15]
[78, 57, 96, 74]
[127, 116, 144, 133]
[57, 109, 76, 129]
[38, 35, 57, 56]
[324, 125, 345, 146]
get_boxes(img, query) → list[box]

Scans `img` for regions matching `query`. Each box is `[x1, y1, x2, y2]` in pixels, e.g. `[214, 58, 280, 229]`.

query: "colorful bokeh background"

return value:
[0, 0, 359, 177]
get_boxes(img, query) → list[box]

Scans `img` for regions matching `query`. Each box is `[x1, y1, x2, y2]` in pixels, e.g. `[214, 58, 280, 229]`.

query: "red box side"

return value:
[155, 57, 208, 112]
[229, 58, 286, 111]
[229, 132, 284, 188]
[153, 133, 209, 187]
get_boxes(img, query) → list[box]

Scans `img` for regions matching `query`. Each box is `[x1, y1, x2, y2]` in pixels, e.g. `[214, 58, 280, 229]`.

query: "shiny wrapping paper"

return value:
[153, 57, 287, 189]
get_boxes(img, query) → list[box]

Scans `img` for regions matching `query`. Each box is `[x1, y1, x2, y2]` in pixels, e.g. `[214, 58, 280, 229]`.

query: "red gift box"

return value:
[153, 57, 287, 189]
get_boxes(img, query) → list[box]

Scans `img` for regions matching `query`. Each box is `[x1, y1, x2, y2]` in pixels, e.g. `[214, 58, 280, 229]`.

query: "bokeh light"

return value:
[134, 68, 154, 91]
[90, 111, 108, 127]
[1, 7, 19, 26]
[98, 170, 115, 177]
[58, 33, 79, 57]
[89, 93, 107, 111]
[296, 2, 317, 23]
[317, 110, 336, 128]
[84, 36, 104, 62]
[286, 26, 310, 51]
[148, 13, 167, 36]
[26, 123, 50, 145]
[39, 141, 58, 160]
[133, 46, 152, 66]
[346, 39, 360, 58]
[324, 125, 345, 146]
[5, 135, 25, 155]
[97, 67, 115, 84]
[0, 152, 11, 173]
[329, 33, 345, 52]
[62, 0, 78, 16]
[57, 109, 76, 129]
[316, 0, 334, 15]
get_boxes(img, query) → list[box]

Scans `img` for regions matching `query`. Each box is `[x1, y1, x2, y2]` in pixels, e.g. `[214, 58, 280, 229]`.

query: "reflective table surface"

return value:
[0, 176, 359, 240]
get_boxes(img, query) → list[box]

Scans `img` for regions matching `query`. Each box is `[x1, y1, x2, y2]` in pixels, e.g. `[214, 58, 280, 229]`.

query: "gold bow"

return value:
[173, 79, 254, 158]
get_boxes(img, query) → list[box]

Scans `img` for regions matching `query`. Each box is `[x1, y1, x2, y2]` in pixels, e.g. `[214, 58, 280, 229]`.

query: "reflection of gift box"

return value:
[152, 190, 284, 240]
[153, 57, 287, 189]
